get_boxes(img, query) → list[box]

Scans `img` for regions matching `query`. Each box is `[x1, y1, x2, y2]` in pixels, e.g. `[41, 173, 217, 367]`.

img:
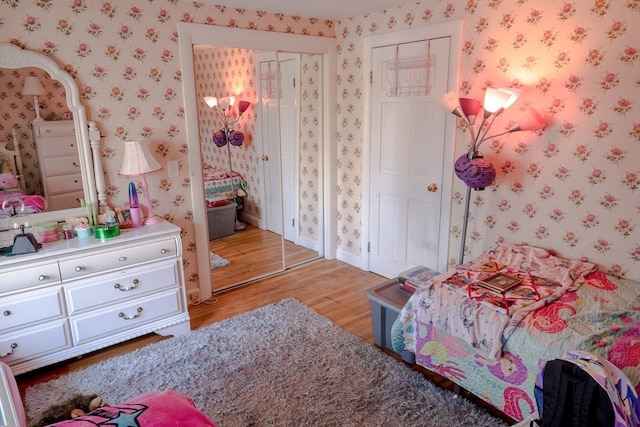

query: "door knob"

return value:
[262, 155, 269, 161]
[427, 183, 438, 192]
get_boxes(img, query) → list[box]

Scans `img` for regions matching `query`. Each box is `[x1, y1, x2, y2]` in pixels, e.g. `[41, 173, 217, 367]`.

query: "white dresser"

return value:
[32, 120, 84, 211]
[0, 221, 191, 375]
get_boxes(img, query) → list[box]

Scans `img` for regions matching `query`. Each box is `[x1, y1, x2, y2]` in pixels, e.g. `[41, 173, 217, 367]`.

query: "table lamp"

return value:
[119, 140, 164, 225]
[22, 76, 46, 122]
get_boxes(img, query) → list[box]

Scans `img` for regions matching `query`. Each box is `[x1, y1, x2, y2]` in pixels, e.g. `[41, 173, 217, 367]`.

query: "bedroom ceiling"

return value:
[198, 0, 417, 20]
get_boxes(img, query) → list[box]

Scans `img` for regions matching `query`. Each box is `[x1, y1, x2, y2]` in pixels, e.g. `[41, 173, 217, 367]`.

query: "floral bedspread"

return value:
[392, 245, 639, 421]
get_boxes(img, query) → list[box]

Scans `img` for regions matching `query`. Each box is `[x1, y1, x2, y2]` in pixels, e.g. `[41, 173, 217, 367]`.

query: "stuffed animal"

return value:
[0, 173, 18, 190]
[33, 394, 108, 427]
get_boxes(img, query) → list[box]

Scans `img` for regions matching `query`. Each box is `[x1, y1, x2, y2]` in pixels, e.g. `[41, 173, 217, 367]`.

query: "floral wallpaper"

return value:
[1, 0, 639, 289]
[0, 67, 69, 194]
[0, 1, 333, 291]
[335, 0, 640, 280]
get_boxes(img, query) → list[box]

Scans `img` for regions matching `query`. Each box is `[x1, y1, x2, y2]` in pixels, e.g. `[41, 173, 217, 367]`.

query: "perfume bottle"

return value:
[128, 181, 142, 227]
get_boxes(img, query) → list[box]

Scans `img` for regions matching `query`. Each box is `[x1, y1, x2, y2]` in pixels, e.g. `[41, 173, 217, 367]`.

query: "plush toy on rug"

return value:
[33, 394, 108, 427]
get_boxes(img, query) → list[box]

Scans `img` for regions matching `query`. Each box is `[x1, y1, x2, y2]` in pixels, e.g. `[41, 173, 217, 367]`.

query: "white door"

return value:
[258, 54, 299, 240]
[368, 36, 453, 278]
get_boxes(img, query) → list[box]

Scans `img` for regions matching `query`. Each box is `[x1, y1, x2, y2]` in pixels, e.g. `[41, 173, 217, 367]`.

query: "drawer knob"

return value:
[114, 279, 139, 291]
[75, 266, 84, 272]
[119, 256, 127, 262]
[3, 310, 11, 316]
[0, 343, 18, 358]
[160, 249, 167, 254]
[38, 275, 47, 281]
[119, 307, 143, 320]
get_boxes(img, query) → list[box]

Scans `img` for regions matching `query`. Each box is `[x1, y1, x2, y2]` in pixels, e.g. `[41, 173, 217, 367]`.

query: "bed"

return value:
[202, 163, 247, 203]
[391, 243, 640, 422]
[0, 129, 46, 217]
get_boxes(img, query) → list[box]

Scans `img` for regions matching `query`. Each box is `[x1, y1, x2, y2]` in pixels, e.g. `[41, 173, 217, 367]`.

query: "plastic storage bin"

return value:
[365, 279, 415, 363]
[207, 202, 236, 240]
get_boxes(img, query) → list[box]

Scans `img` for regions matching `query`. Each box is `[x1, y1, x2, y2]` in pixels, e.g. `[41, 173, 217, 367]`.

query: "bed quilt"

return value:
[392, 244, 640, 421]
[203, 165, 247, 200]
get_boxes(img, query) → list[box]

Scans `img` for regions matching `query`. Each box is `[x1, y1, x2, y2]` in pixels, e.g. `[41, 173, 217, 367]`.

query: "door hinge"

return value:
[293, 77, 296, 88]
[292, 218, 295, 227]
[370, 71, 373, 84]
[368, 242, 371, 253]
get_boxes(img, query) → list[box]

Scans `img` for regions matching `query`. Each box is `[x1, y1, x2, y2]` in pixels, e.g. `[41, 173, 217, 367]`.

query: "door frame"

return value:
[178, 23, 337, 299]
[361, 20, 464, 274]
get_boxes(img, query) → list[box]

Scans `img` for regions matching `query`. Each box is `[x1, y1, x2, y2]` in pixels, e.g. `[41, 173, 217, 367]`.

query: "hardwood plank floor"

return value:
[15, 257, 514, 424]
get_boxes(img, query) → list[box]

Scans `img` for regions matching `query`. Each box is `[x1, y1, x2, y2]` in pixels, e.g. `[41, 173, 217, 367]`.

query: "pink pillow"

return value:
[0, 361, 27, 427]
[45, 390, 215, 426]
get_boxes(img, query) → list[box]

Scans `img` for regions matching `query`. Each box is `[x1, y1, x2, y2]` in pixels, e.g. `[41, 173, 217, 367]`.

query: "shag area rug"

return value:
[210, 251, 230, 269]
[25, 299, 508, 427]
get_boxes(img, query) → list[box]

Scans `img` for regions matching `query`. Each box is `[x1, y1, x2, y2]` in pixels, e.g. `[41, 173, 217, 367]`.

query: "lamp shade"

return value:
[204, 96, 218, 108]
[513, 107, 545, 131]
[238, 100, 251, 114]
[22, 76, 45, 96]
[459, 98, 481, 122]
[483, 88, 512, 114]
[439, 91, 464, 118]
[119, 140, 162, 177]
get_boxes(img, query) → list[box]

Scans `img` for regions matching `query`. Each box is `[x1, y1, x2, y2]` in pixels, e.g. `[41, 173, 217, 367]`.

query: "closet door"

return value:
[368, 36, 453, 278]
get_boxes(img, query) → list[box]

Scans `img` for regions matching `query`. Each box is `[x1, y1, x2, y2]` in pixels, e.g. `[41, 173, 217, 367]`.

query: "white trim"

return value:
[177, 23, 337, 299]
[360, 20, 463, 274]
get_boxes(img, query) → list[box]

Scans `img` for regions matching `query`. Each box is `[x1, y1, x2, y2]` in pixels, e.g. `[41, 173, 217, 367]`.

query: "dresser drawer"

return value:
[32, 120, 75, 137]
[39, 136, 78, 157]
[66, 260, 179, 314]
[59, 237, 178, 280]
[47, 173, 83, 193]
[43, 155, 81, 175]
[70, 289, 183, 345]
[0, 261, 61, 294]
[0, 319, 71, 365]
[0, 287, 65, 332]
[48, 191, 83, 210]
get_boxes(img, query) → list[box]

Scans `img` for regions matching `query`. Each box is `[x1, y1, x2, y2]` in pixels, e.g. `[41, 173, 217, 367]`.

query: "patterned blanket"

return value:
[397, 244, 595, 360]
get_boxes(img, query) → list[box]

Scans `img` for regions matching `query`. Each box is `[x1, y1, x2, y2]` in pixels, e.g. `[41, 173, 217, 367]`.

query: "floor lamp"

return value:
[119, 140, 164, 226]
[204, 96, 251, 231]
[440, 89, 545, 264]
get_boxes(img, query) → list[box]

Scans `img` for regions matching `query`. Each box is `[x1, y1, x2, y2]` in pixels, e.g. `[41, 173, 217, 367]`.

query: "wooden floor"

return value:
[15, 258, 514, 424]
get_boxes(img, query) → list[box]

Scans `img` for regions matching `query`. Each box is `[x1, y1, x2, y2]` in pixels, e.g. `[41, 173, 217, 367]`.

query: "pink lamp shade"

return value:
[119, 140, 163, 177]
[238, 100, 251, 114]
[513, 107, 545, 131]
[459, 98, 482, 123]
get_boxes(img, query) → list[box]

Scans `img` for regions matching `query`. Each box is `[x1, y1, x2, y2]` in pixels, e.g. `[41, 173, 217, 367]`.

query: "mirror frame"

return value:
[177, 23, 337, 300]
[0, 43, 104, 225]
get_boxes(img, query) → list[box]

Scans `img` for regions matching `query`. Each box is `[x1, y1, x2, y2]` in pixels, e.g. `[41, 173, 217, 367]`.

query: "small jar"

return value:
[75, 224, 92, 238]
[61, 223, 74, 239]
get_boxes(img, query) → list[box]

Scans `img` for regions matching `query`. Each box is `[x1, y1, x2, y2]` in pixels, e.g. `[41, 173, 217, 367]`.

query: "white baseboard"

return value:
[336, 248, 368, 271]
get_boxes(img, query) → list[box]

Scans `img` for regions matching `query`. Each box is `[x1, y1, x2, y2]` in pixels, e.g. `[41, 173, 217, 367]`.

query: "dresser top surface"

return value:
[0, 221, 181, 268]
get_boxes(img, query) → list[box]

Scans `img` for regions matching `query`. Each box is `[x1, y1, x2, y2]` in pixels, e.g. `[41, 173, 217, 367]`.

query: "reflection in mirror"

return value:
[0, 66, 68, 198]
[0, 43, 104, 228]
[193, 46, 322, 291]
[177, 23, 337, 298]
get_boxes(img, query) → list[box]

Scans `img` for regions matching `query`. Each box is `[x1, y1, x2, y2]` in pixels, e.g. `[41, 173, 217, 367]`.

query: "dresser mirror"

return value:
[0, 43, 104, 231]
